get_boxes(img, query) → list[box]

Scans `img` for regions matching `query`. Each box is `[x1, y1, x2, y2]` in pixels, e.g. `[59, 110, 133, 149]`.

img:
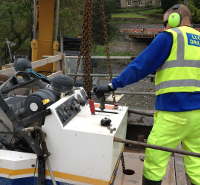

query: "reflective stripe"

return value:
[159, 60, 200, 70]
[174, 28, 185, 61]
[157, 28, 185, 72]
[155, 79, 200, 92]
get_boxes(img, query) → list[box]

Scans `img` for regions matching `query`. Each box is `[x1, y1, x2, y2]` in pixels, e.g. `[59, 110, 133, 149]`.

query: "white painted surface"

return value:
[43, 87, 128, 182]
[0, 150, 37, 179]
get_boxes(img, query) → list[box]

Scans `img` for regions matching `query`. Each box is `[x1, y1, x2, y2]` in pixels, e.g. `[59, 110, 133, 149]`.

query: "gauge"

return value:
[71, 98, 80, 111]
[58, 107, 64, 116]
[77, 94, 82, 103]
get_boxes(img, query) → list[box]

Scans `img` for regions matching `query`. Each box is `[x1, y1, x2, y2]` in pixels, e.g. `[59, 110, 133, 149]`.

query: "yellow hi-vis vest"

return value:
[155, 26, 200, 96]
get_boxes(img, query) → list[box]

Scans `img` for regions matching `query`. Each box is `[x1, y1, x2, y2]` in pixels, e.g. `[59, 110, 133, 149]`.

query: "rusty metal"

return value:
[74, 0, 93, 99]
[99, 0, 115, 104]
[114, 137, 200, 158]
[128, 109, 154, 117]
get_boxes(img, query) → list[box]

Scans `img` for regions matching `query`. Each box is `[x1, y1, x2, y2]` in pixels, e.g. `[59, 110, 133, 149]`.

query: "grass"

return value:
[139, 8, 163, 15]
[109, 20, 162, 24]
[112, 13, 147, 19]
[91, 45, 134, 57]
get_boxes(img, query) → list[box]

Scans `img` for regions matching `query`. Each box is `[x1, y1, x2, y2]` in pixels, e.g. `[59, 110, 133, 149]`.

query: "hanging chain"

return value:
[73, 0, 93, 99]
[74, 0, 115, 103]
[99, 0, 115, 104]
[121, 152, 126, 172]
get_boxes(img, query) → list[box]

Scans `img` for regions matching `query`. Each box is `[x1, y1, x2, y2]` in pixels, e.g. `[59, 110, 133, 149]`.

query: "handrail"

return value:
[66, 73, 156, 78]
[43, 55, 137, 60]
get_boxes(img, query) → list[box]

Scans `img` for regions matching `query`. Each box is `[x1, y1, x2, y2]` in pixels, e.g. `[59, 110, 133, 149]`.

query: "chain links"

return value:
[74, 0, 115, 103]
[121, 152, 126, 172]
[99, 0, 115, 104]
[73, 0, 93, 99]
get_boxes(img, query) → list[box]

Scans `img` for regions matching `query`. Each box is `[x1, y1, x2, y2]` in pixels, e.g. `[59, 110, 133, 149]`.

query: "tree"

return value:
[58, 0, 84, 37]
[92, 0, 117, 56]
[161, 0, 179, 12]
[0, 0, 33, 63]
[188, 0, 200, 23]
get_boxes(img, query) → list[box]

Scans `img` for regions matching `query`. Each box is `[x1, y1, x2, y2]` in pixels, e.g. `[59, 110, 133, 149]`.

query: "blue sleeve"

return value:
[111, 32, 173, 89]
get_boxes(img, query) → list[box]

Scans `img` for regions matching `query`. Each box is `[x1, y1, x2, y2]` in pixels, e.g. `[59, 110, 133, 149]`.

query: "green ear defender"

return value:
[168, 4, 181, 28]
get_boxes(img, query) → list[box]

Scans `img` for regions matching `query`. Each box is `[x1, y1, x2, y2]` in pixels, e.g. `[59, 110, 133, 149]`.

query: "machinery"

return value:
[0, 71, 128, 185]
[31, 0, 60, 72]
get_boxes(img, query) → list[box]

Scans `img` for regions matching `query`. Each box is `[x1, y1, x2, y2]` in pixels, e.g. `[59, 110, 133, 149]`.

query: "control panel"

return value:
[55, 87, 88, 127]
[56, 96, 81, 126]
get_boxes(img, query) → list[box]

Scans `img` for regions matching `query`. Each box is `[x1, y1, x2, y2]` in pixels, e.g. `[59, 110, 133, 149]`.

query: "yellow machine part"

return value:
[32, 0, 57, 73]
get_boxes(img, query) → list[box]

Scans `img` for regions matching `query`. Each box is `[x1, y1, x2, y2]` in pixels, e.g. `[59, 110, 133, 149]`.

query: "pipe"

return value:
[55, 0, 60, 41]
[33, 0, 36, 39]
[45, 157, 57, 185]
[114, 137, 200, 158]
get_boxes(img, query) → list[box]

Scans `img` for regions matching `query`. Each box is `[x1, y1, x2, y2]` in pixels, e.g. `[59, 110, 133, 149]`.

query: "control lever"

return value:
[89, 99, 95, 114]
[99, 94, 105, 111]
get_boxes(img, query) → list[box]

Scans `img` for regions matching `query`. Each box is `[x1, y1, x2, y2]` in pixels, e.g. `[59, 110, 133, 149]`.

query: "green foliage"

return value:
[0, 0, 85, 63]
[59, 0, 84, 37]
[92, 0, 118, 49]
[161, 0, 179, 12]
[91, 44, 133, 56]
[0, 0, 33, 61]
[188, 0, 200, 23]
[112, 13, 147, 18]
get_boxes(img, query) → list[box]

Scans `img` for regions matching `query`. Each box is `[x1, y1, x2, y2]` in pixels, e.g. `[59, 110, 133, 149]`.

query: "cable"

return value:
[27, 69, 52, 83]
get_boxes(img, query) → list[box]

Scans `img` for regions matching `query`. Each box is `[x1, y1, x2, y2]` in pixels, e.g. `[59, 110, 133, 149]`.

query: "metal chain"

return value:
[73, 0, 93, 99]
[99, 0, 116, 104]
[121, 152, 126, 172]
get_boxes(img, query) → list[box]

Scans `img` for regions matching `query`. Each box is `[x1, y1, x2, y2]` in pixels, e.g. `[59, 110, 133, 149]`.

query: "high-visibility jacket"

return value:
[155, 26, 200, 96]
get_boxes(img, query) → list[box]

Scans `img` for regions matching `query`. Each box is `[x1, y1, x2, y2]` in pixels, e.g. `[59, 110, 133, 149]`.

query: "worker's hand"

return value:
[93, 85, 114, 98]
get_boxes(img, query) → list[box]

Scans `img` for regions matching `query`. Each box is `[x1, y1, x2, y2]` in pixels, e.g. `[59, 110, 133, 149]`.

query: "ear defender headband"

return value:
[168, 4, 182, 28]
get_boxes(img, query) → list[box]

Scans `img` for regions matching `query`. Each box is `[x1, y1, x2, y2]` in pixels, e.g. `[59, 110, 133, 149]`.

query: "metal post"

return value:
[185, 0, 187, 6]
[60, 32, 63, 54]
[6, 38, 12, 63]
[0, 58, 2, 70]
[55, 0, 60, 41]
[33, 0, 36, 40]
[4, 43, 6, 64]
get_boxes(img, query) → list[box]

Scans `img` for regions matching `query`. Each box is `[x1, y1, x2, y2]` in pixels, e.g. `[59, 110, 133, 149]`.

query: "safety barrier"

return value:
[0, 54, 66, 78]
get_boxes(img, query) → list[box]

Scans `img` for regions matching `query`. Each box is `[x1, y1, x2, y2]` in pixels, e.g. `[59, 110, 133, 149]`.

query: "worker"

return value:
[94, 4, 200, 185]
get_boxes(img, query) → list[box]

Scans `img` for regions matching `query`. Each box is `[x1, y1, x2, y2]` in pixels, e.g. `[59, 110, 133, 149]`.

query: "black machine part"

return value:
[25, 89, 58, 115]
[51, 74, 73, 93]
[101, 117, 111, 127]
[14, 58, 32, 72]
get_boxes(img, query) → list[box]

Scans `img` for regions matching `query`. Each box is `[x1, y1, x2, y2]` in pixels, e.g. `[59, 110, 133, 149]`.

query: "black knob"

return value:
[75, 104, 80, 111]
[71, 105, 75, 110]
[101, 117, 111, 127]
[80, 100, 86, 106]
